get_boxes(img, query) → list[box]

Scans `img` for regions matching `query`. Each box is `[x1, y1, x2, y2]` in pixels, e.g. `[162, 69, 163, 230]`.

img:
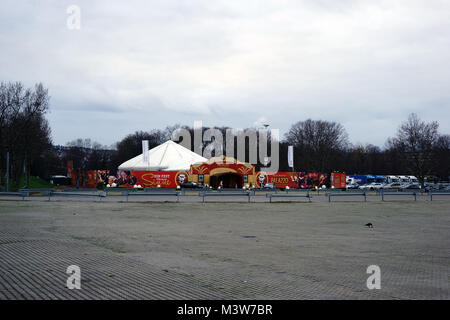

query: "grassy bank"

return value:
[1, 176, 53, 191]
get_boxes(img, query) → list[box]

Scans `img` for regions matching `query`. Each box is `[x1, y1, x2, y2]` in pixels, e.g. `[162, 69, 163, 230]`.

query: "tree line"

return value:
[282, 114, 449, 185]
[60, 114, 449, 186]
[1, 81, 448, 188]
[0, 82, 52, 188]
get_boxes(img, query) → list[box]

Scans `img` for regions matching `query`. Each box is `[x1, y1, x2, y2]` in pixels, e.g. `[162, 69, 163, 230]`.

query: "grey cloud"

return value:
[0, 0, 449, 146]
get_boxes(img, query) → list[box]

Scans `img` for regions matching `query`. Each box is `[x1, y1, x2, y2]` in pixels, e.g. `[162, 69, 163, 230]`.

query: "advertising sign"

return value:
[298, 172, 329, 189]
[112, 170, 190, 188]
[96, 170, 110, 187]
[67, 160, 73, 178]
[85, 170, 97, 188]
[331, 172, 346, 189]
[142, 140, 149, 164]
[256, 172, 299, 188]
[288, 146, 294, 168]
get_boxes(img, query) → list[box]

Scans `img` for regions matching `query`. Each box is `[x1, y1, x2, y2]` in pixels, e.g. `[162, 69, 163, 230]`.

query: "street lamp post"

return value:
[6, 151, 9, 192]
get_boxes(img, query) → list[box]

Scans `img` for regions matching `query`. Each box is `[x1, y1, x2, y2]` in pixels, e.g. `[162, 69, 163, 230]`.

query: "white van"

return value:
[398, 176, 410, 184]
[408, 176, 419, 184]
[386, 175, 400, 184]
[346, 177, 356, 184]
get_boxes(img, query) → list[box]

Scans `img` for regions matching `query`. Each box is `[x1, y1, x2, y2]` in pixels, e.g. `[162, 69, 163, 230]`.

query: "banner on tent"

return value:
[255, 172, 299, 188]
[112, 170, 190, 188]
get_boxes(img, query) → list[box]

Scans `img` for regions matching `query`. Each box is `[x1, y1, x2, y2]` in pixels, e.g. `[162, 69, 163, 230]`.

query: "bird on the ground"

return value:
[365, 222, 374, 228]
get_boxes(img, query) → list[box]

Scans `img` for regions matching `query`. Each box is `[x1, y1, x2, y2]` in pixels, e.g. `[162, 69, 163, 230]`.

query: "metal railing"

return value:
[325, 192, 367, 202]
[380, 190, 418, 201]
[1, 187, 449, 203]
[429, 192, 450, 201]
[198, 191, 254, 203]
[123, 190, 182, 202]
[48, 191, 106, 201]
[266, 193, 312, 203]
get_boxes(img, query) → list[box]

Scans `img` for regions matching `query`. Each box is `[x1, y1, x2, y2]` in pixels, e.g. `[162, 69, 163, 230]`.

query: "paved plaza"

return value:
[0, 200, 448, 299]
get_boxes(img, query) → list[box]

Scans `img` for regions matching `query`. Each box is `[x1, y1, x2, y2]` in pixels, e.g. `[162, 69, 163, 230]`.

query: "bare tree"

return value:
[432, 134, 450, 181]
[284, 119, 349, 172]
[111, 130, 167, 167]
[64, 138, 113, 171]
[386, 113, 441, 186]
[0, 82, 51, 188]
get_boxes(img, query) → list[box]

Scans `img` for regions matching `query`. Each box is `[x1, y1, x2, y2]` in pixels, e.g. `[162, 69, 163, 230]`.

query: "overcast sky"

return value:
[1, 0, 449, 147]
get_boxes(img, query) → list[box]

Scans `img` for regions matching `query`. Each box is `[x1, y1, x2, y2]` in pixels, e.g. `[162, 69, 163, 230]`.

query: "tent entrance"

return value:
[210, 173, 243, 189]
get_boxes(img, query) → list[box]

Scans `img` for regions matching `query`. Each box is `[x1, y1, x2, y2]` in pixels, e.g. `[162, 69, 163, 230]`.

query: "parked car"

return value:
[346, 183, 359, 190]
[368, 183, 385, 190]
[49, 175, 72, 186]
[437, 184, 450, 191]
[424, 183, 440, 192]
[384, 182, 404, 190]
[360, 182, 384, 190]
[179, 182, 205, 189]
[399, 183, 421, 191]
[263, 182, 276, 190]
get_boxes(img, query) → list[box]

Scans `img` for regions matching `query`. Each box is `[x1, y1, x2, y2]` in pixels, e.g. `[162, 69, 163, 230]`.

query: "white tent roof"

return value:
[118, 140, 207, 171]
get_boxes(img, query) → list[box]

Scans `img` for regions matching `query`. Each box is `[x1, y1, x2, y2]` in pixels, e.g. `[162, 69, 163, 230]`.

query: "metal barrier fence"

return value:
[266, 193, 312, 203]
[252, 188, 279, 193]
[19, 188, 54, 196]
[48, 191, 106, 201]
[59, 188, 98, 192]
[429, 192, 450, 201]
[123, 190, 182, 202]
[0, 192, 27, 200]
[4, 189, 106, 201]
[381, 191, 418, 201]
[1, 188, 450, 202]
[198, 191, 254, 203]
[326, 192, 367, 202]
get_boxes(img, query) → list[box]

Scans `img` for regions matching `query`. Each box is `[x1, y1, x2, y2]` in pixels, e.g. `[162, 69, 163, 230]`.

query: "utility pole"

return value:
[23, 152, 27, 188]
[6, 152, 9, 192]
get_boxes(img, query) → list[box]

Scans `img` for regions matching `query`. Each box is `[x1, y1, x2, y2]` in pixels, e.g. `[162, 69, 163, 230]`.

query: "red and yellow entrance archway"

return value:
[190, 156, 256, 188]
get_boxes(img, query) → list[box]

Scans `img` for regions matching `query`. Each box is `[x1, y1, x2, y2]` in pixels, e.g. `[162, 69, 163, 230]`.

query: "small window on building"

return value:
[198, 174, 204, 183]
[243, 175, 248, 183]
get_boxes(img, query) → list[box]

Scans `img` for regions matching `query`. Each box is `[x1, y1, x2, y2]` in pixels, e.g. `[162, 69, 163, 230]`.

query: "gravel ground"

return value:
[0, 200, 449, 299]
